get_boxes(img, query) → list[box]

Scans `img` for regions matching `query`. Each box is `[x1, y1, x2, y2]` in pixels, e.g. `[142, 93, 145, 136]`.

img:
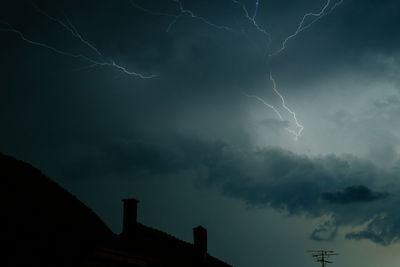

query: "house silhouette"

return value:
[0, 153, 232, 267]
[87, 199, 231, 267]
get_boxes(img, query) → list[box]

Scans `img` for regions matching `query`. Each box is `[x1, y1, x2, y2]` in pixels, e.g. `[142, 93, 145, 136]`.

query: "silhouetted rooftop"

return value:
[1, 152, 113, 266]
[1, 152, 232, 267]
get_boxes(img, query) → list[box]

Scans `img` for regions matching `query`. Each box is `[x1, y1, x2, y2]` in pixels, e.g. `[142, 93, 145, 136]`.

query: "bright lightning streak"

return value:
[31, 2, 104, 59]
[0, 22, 95, 63]
[0, 22, 156, 79]
[253, 0, 259, 19]
[1, 4, 157, 79]
[130, 0, 235, 32]
[244, 75, 304, 140]
[172, 0, 235, 32]
[244, 93, 284, 121]
[231, 0, 303, 140]
[297, 0, 344, 33]
[270, 0, 343, 56]
[63, 17, 105, 59]
[231, 0, 271, 42]
[107, 61, 156, 78]
[269, 73, 304, 140]
[235, 0, 341, 140]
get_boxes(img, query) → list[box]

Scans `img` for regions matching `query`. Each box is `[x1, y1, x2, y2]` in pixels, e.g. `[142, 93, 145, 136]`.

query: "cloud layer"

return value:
[65, 134, 400, 245]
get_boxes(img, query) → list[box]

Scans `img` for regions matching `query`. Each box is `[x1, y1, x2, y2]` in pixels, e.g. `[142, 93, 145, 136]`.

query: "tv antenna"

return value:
[308, 250, 339, 267]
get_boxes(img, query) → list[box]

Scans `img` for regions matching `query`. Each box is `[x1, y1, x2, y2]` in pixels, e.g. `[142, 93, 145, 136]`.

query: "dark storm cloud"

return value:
[321, 185, 389, 204]
[61, 133, 400, 246]
[345, 212, 400, 246]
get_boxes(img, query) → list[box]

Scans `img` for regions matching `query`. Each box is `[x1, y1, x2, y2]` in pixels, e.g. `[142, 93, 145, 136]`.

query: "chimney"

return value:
[122, 198, 139, 236]
[193, 226, 207, 257]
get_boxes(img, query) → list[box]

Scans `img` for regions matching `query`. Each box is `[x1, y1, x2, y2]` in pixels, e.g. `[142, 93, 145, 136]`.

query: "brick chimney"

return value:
[193, 225, 207, 257]
[122, 198, 139, 236]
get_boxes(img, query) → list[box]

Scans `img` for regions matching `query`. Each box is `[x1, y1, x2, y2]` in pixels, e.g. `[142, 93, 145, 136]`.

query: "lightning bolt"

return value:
[0, 4, 156, 78]
[31, 2, 104, 59]
[129, 0, 236, 32]
[231, 0, 272, 43]
[244, 93, 284, 121]
[244, 73, 304, 140]
[253, 0, 260, 20]
[230, 1, 303, 139]
[234, 0, 342, 139]
[269, 73, 304, 140]
[172, 0, 235, 32]
[270, 0, 343, 56]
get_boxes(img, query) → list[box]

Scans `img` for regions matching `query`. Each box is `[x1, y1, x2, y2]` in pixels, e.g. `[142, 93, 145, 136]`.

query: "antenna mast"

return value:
[308, 250, 339, 267]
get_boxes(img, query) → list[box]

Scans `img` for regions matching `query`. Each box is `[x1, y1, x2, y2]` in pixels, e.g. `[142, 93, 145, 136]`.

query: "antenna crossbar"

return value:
[307, 250, 339, 267]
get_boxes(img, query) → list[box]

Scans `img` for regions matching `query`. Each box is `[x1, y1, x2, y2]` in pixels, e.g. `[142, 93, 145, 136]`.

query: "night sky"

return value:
[2, 0, 400, 266]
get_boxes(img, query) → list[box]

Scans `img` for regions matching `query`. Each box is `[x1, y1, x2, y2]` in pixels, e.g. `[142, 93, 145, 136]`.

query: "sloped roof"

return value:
[0, 152, 113, 266]
[94, 222, 232, 267]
